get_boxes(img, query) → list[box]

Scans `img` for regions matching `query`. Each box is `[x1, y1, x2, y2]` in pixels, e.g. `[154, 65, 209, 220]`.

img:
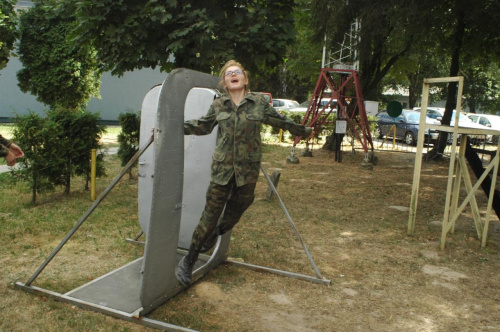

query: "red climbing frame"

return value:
[293, 68, 374, 154]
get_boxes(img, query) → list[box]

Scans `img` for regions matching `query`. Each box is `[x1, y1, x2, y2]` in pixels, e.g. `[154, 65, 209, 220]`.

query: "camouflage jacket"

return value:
[184, 93, 312, 187]
[0, 134, 11, 158]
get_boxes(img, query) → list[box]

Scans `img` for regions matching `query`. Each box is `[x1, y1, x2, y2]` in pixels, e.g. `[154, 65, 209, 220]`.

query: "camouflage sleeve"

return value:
[0, 135, 11, 158]
[184, 103, 218, 135]
[262, 103, 312, 138]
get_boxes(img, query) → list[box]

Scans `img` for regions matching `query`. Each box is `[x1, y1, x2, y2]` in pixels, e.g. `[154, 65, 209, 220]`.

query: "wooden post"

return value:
[266, 171, 281, 201]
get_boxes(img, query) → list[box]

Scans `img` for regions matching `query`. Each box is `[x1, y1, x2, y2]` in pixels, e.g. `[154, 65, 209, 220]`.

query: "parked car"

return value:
[272, 98, 300, 110]
[255, 92, 273, 105]
[414, 107, 486, 129]
[414, 107, 446, 121]
[374, 109, 440, 146]
[288, 98, 337, 113]
[467, 113, 500, 144]
[414, 107, 489, 145]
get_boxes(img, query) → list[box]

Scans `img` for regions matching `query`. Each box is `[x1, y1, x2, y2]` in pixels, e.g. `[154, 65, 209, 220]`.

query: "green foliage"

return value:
[12, 110, 105, 203]
[47, 109, 106, 192]
[117, 111, 140, 177]
[12, 112, 55, 203]
[0, 0, 17, 71]
[312, 0, 430, 100]
[310, 0, 500, 127]
[382, 48, 450, 109]
[16, 0, 101, 110]
[462, 62, 500, 114]
[274, 0, 324, 101]
[55, 0, 295, 79]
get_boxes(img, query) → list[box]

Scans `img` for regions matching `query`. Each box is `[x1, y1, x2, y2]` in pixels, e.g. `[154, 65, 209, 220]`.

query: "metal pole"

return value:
[260, 164, 323, 279]
[25, 135, 154, 286]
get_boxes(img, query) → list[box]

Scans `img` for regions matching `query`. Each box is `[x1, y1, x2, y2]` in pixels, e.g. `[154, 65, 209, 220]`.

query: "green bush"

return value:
[117, 110, 140, 178]
[48, 109, 106, 191]
[12, 109, 105, 203]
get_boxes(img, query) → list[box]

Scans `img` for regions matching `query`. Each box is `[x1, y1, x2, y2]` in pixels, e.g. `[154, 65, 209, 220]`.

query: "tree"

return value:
[310, 0, 431, 101]
[0, 0, 17, 71]
[424, 0, 500, 158]
[46, 109, 105, 194]
[462, 61, 500, 114]
[16, 0, 101, 110]
[278, 1, 325, 102]
[56, 0, 295, 79]
[13, 110, 106, 200]
[383, 49, 449, 109]
[12, 112, 54, 204]
[309, 0, 500, 158]
[117, 110, 140, 180]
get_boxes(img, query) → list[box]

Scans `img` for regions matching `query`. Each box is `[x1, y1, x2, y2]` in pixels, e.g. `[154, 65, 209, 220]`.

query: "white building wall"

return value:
[0, 56, 167, 123]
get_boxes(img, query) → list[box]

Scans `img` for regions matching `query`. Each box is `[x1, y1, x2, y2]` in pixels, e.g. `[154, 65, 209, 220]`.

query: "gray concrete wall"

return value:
[0, 56, 168, 122]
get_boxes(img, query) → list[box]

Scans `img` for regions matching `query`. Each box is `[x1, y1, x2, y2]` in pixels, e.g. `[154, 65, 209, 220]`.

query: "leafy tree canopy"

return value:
[0, 0, 18, 71]
[310, 0, 500, 103]
[56, 0, 296, 77]
[311, 0, 431, 100]
[280, 1, 324, 101]
[382, 48, 449, 109]
[16, 0, 101, 110]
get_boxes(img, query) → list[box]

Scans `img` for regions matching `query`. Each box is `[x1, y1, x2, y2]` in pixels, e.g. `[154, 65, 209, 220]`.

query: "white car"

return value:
[414, 107, 489, 145]
[414, 108, 482, 128]
[467, 113, 500, 144]
[288, 98, 337, 113]
[272, 99, 300, 110]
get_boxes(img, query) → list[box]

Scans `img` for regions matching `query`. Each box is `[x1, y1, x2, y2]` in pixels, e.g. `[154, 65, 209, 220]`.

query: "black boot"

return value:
[176, 244, 199, 286]
[200, 226, 222, 253]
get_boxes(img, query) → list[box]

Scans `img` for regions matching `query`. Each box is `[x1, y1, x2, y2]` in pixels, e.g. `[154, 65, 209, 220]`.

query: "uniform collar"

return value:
[220, 92, 255, 106]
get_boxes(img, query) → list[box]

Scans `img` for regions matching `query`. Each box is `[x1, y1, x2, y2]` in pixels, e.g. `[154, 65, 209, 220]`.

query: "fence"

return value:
[341, 121, 496, 164]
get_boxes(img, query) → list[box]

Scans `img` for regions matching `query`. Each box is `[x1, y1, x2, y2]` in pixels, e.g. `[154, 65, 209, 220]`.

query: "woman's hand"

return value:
[303, 127, 315, 140]
[9, 143, 24, 158]
[5, 151, 16, 166]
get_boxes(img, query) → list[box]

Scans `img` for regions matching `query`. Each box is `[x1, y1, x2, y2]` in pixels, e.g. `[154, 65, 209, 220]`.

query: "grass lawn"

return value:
[1, 133, 499, 331]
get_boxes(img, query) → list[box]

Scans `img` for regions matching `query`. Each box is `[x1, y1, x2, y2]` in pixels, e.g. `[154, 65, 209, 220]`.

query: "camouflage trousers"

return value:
[191, 177, 256, 251]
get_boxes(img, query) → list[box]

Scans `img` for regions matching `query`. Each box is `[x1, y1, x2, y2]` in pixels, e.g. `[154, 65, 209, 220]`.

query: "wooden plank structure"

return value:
[408, 76, 500, 249]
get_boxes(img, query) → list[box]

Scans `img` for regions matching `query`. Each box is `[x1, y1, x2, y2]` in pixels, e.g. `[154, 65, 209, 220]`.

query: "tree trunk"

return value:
[65, 169, 71, 195]
[32, 173, 37, 205]
[426, 7, 465, 160]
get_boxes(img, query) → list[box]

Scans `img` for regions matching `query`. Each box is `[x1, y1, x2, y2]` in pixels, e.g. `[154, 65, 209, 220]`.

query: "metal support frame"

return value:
[322, 20, 360, 71]
[16, 68, 329, 331]
[23, 134, 154, 287]
[291, 68, 374, 158]
[260, 164, 325, 280]
[122, 164, 331, 286]
[16, 69, 227, 331]
[15, 282, 199, 332]
[125, 230, 144, 245]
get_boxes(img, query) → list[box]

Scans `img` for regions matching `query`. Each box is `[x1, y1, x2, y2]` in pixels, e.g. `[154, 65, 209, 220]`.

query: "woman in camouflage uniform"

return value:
[0, 134, 24, 166]
[177, 60, 312, 286]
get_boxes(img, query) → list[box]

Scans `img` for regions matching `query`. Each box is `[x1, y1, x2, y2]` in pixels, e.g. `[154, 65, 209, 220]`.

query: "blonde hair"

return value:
[218, 60, 249, 91]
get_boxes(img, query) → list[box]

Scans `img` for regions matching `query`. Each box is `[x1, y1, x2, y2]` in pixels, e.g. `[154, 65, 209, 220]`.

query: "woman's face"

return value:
[223, 65, 248, 92]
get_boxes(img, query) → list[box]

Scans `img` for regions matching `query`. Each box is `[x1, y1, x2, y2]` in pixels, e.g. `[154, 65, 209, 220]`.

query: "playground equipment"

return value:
[287, 68, 375, 164]
[408, 76, 500, 249]
[16, 68, 329, 331]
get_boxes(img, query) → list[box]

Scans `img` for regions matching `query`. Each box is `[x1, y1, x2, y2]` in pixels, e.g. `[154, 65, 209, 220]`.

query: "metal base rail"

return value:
[225, 259, 331, 285]
[15, 282, 198, 332]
